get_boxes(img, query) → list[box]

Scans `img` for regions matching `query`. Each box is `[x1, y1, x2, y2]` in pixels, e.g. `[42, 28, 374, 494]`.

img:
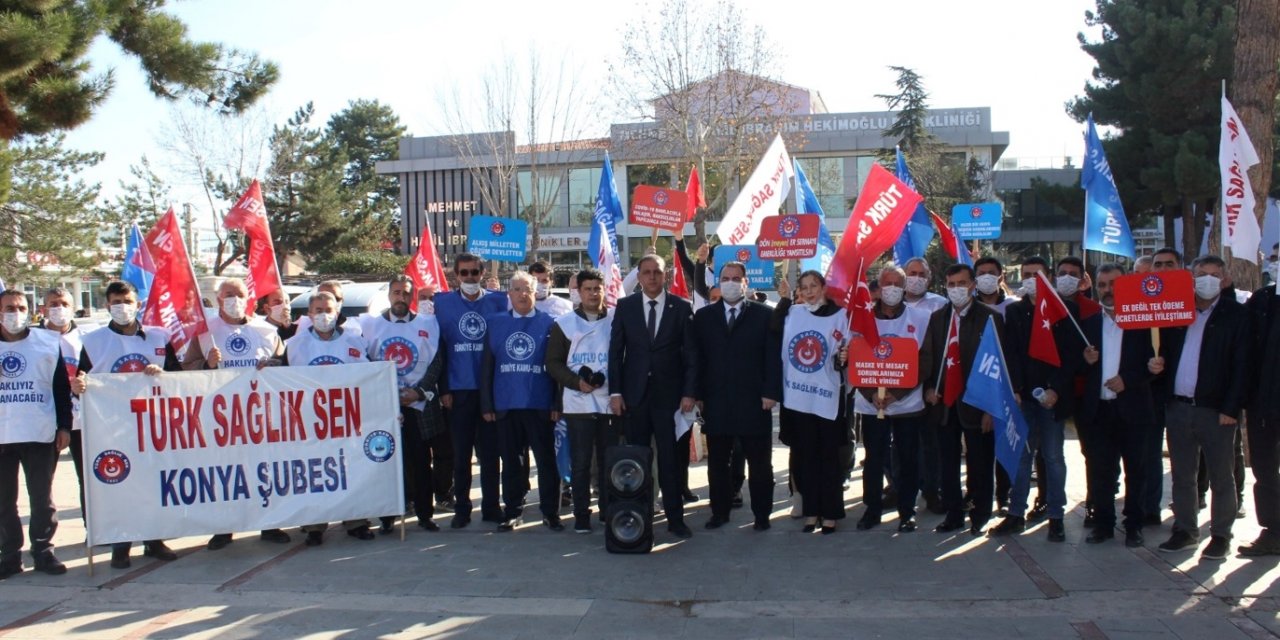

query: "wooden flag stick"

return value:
[877, 387, 886, 419]
[1151, 327, 1160, 356]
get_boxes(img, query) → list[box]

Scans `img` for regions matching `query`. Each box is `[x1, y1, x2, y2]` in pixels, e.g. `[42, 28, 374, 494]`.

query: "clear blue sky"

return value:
[63, 0, 1100, 227]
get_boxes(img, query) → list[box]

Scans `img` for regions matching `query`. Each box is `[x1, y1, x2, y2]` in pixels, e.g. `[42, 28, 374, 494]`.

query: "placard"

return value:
[849, 337, 919, 388]
[629, 185, 689, 232]
[951, 202, 1003, 240]
[467, 215, 528, 261]
[756, 214, 820, 259]
[1111, 270, 1196, 329]
[713, 244, 774, 288]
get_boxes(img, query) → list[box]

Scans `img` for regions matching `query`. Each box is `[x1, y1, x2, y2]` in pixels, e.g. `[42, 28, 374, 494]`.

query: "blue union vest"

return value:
[434, 290, 508, 391]
[485, 310, 554, 412]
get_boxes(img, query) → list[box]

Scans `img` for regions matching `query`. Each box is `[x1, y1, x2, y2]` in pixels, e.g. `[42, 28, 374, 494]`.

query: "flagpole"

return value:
[934, 306, 954, 394]
[1036, 271, 1092, 347]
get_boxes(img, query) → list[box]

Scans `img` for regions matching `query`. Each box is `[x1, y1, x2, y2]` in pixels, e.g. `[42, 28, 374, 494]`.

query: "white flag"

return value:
[1220, 94, 1263, 263]
[594, 219, 623, 308]
[716, 133, 794, 246]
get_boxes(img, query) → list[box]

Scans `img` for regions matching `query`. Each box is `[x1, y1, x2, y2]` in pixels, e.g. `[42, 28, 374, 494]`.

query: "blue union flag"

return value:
[1082, 115, 1135, 259]
[962, 318, 1029, 480]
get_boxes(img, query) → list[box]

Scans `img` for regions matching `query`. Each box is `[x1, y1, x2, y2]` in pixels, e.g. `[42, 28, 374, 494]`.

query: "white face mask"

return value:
[419, 299, 435, 315]
[270, 303, 290, 324]
[946, 286, 972, 308]
[569, 290, 581, 305]
[879, 285, 905, 307]
[802, 301, 822, 313]
[535, 281, 549, 300]
[1194, 274, 1222, 300]
[221, 296, 247, 320]
[2, 312, 28, 334]
[44, 306, 72, 326]
[109, 303, 138, 326]
[904, 275, 929, 296]
[312, 312, 338, 333]
[1055, 274, 1081, 298]
[1268, 263, 1279, 282]
[720, 280, 746, 304]
[975, 274, 1000, 295]
[1020, 276, 1038, 298]
[460, 282, 481, 296]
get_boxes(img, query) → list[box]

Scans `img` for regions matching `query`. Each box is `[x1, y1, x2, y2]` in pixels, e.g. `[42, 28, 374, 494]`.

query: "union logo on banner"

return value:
[736, 249, 751, 263]
[93, 450, 131, 484]
[971, 206, 983, 218]
[872, 340, 894, 360]
[1141, 275, 1164, 297]
[779, 215, 800, 238]
[788, 330, 828, 374]
[654, 190, 669, 206]
[491, 221, 505, 236]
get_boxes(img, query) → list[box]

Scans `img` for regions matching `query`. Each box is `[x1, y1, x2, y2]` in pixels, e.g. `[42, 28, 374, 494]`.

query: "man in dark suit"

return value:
[923, 263, 1013, 536]
[691, 261, 782, 531]
[609, 254, 698, 539]
[1078, 264, 1157, 547]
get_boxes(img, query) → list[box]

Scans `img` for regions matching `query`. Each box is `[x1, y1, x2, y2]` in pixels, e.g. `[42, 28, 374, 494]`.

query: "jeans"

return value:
[1166, 401, 1238, 539]
[1010, 402, 1066, 519]
[565, 414, 618, 520]
[0, 441, 59, 564]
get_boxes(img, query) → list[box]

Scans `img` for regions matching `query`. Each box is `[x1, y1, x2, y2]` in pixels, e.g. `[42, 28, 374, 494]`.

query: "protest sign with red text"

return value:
[849, 337, 919, 388]
[629, 185, 689, 232]
[756, 214, 820, 259]
[1111, 271, 1196, 329]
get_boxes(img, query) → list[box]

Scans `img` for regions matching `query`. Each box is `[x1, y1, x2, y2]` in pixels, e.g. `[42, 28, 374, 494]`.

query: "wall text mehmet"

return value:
[426, 200, 479, 214]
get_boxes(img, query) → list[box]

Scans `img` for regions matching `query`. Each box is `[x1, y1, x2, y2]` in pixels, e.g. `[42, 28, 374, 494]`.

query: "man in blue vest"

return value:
[1, 289, 73, 578]
[480, 271, 562, 531]
[435, 253, 509, 528]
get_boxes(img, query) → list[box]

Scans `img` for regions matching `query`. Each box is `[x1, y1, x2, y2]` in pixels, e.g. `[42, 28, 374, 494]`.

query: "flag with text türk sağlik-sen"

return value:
[963, 316, 1029, 480]
[404, 216, 450, 312]
[891, 147, 936, 265]
[794, 159, 836, 276]
[223, 180, 283, 303]
[142, 208, 208, 355]
[122, 222, 155, 310]
[1081, 115, 1135, 259]
[825, 163, 923, 306]
[1219, 93, 1263, 263]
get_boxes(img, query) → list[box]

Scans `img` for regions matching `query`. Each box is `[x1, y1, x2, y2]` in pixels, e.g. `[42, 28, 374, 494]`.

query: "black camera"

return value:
[577, 366, 606, 389]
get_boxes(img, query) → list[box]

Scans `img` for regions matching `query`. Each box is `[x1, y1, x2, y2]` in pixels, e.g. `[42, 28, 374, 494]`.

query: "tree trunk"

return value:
[1181, 197, 1199, 261]
[1228, 0, 1280, 291]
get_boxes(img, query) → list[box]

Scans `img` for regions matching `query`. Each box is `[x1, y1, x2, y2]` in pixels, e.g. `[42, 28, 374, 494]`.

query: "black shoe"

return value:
[305, 531, 323, 546]
[855, 514, 880, 530]
[821, 525, 837, 535]
[995, 506, 1009, 518]
[379, 520, 395, 535]
[989, 516, 1026, 536]
[0, 563, 22, 580]
[206, 534, 233, 550]
[898, 518, 918, 533]
[1158, 529, 1199, 553]
[1240, 530, 1280, 556]
[732, 492, 744, 509]
[543, 517, 565, 532]
[450, 514, 471, 529]
[682, 490, 699, 504]
[1085, 528, 1114, 544]
[754, 519, 771, 531]
[1125, 529, 1144, 548]
[883, 487, 898, 506]
[260, 529, 291, 544]
[1028, 498, 1048, 522]
[1142, 513, 1162, 527]
[1201, 536, 1230, 560]
[481, 510, 506, 524]
[1082, 507, 1096, 529]
[969, 522, 986, 537]
[935, 517, 966, 533]
[924, 493, 945, 515]
[669, 523, 693, 539]
[347, 526, 376, 541]
[32, 552, 66, 575]
[802, 523, 817, 533]
[497, 519, 516, 532]
[110, 548, 131, 569]
[418, 518, 439, 532]
[705, 516, 729, 530]
[1047, 519, 1065, 542]
[143, 541, 177, 561]
[574, 516, 593, 534]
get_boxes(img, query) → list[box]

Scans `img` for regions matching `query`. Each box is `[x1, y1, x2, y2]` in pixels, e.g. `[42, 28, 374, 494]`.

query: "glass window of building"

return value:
[517, 169, 566, 227]
[567, 166, 602, 227]
[797, 157, 848, 217]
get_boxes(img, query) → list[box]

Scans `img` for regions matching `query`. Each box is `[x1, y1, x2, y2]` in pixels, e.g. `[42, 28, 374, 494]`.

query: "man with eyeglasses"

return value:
[435, 253, 509, 528]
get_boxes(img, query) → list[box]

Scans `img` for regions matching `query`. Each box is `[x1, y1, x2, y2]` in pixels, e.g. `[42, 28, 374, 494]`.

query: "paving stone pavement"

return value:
[2, 428, 1278, 639]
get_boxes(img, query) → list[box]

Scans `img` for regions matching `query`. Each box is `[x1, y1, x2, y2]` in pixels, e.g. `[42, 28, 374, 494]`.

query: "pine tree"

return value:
[0, 134, 102, 282]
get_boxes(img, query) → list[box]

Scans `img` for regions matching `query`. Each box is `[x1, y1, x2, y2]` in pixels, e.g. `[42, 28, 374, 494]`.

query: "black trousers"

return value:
[1249, 414, 1280, 532]
[624, 400, 686, 527]
[0, 441, 58, 564]
[428, 426, 454, 503]
[707, 432, 773, 522]
[497, 409, 560, 520]
[787, 409, 845, 521]
[449, 390, 501, 521]
[677, 429, 692, 494]
[1141, 401, 1167, 515]
[565, 414, 618, 519]
[939, 411, 994, 525]
[66, 429, 86, 517]
[389, 407, 432, 521]
[730, 439, 747, 493]
[862, 413, 921, 520]
[1081, 401, 1148, 531]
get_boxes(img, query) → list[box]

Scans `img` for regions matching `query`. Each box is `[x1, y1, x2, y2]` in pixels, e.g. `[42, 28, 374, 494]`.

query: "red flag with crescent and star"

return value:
[942, 310, 963, 407]
[1029, 271, 1070, 366]
[845, 259, 880, 348]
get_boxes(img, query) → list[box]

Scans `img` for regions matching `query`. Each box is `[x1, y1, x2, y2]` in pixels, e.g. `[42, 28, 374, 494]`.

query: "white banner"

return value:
[717, 133, 794, 246]
[1220, 94, 1262, 263]
[81, 362, 403, 546]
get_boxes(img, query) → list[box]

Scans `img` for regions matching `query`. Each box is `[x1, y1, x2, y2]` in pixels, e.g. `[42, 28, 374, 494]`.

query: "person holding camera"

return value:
[545, 269, 619, 533]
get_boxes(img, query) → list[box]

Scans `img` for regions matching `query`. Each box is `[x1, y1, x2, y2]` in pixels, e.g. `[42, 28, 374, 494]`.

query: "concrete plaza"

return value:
[2, 428, 1278, 639]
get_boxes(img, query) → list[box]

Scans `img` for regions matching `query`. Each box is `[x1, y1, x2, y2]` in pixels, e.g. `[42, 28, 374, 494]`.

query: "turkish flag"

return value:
[825, 164, 923, 305]
[142, 208, 208, 355]
[223, 180, 283, 303]
[670, 240, 691, 299]
[1029, 271, 1070, 366]
[844, 259, 880, 348]
[405, 217, 451, 312]
[942, 310, 963, 407]
[685, 167, 707, 222]
[1075, 292, 1102, 320]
